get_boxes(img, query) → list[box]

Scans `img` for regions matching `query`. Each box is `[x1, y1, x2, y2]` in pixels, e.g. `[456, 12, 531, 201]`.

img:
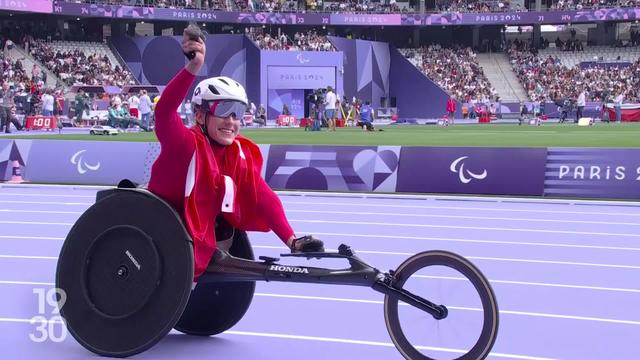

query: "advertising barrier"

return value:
[1, 139, 638, 200]
[544, 148, 640, 199]
[25, 140, 152, 185]
[396, 147, 548, 196]
[264, 145, 400, 193]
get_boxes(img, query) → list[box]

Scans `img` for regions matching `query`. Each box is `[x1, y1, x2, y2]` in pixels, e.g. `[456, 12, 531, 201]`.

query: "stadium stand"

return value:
[246, 29, 336, 51]
[400, 46, 498, 102]
[508, 43, 640, 102]
[28, 40, 136, 87]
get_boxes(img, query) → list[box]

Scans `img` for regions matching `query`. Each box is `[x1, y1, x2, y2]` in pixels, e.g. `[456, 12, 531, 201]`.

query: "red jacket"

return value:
[446, 98, 457, 113]
[148, 69, 294, 278]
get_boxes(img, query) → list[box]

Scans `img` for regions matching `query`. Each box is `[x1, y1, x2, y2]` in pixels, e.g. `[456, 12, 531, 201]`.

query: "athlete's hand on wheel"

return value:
[291, 235, 325, 253]
[182, 24, 206, 75]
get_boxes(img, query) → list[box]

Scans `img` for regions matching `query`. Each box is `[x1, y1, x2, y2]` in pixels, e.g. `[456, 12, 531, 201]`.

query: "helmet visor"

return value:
[207, 100, 247, 119]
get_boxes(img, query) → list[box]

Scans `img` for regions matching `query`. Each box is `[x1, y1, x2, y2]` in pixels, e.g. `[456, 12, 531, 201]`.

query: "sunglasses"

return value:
[206, 100, 247, 119]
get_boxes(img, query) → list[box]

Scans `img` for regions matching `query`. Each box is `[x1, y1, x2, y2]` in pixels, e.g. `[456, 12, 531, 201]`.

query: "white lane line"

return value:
[0, 316, 556, 360]
[1, 283, 636, 327]
[0, 221, 74, 226]
[302, 231, 640, 251]
[3, 182, 634, 207]
[1, 206, 638, 226]
[0, 317, 64, 324]
[1, 207, 638, 230]
[252, 245, 640, 270]
[6, 218, 640, 239]
[223, 330, 558, 360]
[288, 219, 640, 238]
[0, 235, 65, 240]
[4, 247, 638, 270]
[270, 292, 639, 326]
[0, 193, 95, 198]
[0, 280, 54, 286]
[3, 230, 638, 253]
[0, 200, 91, 206]
[0, 255, 58, 260]
[0, 209, 83, 215]
[254, 293, 640, 325]
[4, 267, 640, 294]
[1, 198, 639, 217]
[287, 209, 640, 226]
[3, 230, 639, 253]
[413, 275, 640, 294]
[283, 200, 640, 217]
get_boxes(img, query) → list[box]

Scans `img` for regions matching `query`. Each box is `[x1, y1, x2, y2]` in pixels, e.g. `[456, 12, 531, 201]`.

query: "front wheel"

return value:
[384, 251, 498, 360]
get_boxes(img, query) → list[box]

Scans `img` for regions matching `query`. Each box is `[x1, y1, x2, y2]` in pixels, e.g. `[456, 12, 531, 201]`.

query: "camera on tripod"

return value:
[307, 88, 327, 106]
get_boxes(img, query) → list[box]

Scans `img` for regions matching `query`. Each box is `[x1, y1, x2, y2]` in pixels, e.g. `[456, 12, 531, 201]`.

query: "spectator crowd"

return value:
[28, 40, 136, 88]
[401, 45, 497, 104]
[246, 29, 335, 51]
[508, 42, 640, 103]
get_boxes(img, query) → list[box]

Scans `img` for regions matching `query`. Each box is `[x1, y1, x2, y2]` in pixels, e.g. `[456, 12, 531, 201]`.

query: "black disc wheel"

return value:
[56, 189, 194, 358]
[384, 251, 498, 360]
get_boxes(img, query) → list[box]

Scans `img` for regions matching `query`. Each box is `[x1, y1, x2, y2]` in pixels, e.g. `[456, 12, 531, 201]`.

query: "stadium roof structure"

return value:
[70, 85, 121, 94]
[121, 85, 161, 95]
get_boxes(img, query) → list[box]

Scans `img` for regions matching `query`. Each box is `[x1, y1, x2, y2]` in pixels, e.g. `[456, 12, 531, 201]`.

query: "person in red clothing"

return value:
[446, 95, 457, 125]
[148, 29, 323, 279]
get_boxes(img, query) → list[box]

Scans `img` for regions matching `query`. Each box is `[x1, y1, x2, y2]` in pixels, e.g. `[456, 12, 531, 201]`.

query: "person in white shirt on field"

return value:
[41, 89, 54, 116]
[324, 86, 337, 131]
[138, 90, 153, 131]
[575, 89, 586, 123]
[614, 92, 625, 123]
[127, 93, 140, 119]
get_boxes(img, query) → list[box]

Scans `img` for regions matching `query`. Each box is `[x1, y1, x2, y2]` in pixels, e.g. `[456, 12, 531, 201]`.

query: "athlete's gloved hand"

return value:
[183, 23, 207, 61]
[290, 235, 325, 253]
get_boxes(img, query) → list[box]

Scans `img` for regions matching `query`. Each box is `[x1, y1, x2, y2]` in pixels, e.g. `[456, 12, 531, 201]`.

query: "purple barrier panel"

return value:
[544, 148, 640, 199]
[25, 140, 151, 185]
[396, 147, 547, 196]
[2, 0, 52, 13]
[264, 145, 400, 192]
[0, 140, 32, 182]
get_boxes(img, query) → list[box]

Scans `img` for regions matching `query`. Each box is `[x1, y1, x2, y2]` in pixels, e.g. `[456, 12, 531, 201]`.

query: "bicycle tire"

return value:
[384, 251, 499, 360]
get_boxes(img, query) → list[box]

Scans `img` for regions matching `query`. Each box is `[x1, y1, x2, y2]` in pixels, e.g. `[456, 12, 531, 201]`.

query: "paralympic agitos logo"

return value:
[449, 156, 488, 184]
[70, 150, 101, 174]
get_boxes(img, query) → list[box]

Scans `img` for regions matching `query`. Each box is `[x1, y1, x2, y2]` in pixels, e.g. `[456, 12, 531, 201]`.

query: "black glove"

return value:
[183, 23, 207, 60]
[291, 235, 324, 253]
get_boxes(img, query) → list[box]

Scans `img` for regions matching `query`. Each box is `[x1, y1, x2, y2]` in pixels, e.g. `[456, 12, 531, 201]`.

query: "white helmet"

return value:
[191, 76, 248, 110]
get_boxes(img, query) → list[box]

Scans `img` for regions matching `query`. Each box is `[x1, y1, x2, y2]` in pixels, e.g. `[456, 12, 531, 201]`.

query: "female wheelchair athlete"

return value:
[55, 186, 499, 360]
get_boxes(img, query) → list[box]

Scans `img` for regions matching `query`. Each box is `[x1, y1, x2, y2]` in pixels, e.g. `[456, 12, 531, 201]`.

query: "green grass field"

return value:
[5, 123, 640, 147]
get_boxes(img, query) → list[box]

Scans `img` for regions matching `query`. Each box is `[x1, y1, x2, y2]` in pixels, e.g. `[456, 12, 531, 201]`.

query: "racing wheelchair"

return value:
[55, 185, 499, 360]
